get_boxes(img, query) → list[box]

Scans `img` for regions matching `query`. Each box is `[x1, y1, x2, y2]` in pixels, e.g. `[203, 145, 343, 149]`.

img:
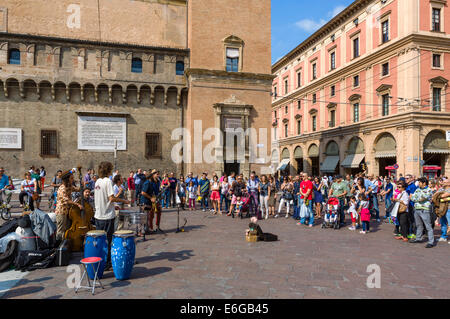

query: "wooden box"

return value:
[246, 230, 259, 242]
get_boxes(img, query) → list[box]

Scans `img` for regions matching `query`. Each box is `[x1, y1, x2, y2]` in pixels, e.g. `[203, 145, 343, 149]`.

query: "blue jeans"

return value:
[161, 189, 170, 208]
[293, 195, 300, 219]
[300, 199, 314, 226]
[440, 210, 450, 240]
[385, 196, 392, 218]
[220, 193, 230, 212]
[371, 194, 379, 219]
[200, 193, 208, 209]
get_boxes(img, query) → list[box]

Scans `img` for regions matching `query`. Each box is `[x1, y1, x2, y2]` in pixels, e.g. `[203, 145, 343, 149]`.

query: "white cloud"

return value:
[294, 4, 348, 33]
[295, 18, 327, 32]
[329, 5, 346, 18]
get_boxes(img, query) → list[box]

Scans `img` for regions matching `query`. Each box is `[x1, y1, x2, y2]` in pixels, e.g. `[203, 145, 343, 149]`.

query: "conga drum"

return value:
[111, 230, 136, 280]
[84, 230, 108, 280]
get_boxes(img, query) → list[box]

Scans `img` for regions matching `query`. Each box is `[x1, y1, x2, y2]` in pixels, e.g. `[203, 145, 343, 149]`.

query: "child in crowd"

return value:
[187, 181, 197, 211]
[235, 196, 244, 217]
[348, 196, 359, 231]
[359, 193, 371, 234]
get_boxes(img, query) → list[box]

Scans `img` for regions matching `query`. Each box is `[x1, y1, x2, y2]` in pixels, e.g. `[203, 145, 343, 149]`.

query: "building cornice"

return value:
[276, 111, 450, 147]
[186, 68, 275, 84]
[0, 32, 189, 54]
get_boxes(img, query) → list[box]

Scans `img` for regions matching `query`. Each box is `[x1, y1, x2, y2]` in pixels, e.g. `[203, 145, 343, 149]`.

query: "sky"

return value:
[271, 0, 354, 65]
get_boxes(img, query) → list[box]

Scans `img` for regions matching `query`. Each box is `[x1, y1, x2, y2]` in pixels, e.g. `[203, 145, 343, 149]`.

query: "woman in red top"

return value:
[127, 171, 136, 207]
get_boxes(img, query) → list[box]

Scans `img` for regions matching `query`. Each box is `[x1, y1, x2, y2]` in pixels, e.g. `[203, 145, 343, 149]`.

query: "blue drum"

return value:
[84, 230, 108, 280]
[111, 230, 135, 280]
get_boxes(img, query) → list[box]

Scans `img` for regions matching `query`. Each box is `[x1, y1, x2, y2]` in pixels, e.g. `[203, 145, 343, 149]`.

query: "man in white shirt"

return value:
[95, 162, 129, 268]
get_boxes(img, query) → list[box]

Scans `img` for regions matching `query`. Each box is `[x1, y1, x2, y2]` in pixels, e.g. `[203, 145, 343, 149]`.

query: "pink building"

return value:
[272, 0, 450, 178]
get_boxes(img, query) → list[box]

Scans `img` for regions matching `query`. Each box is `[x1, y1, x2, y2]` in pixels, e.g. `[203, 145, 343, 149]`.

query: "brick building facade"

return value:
[272, 0, 450, 178]
[0, 0, 272, 178]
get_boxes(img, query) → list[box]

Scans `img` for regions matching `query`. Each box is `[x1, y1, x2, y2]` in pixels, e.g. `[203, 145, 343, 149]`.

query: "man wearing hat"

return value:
[141, 170, 163, 233]
[198, 172, 210, 212]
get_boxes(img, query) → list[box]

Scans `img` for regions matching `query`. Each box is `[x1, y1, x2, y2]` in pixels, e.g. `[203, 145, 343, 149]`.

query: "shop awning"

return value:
[423, 149, 450, 154]
[320, 156, 339, 173]
[375, 151, 397, 158]
[277, 159, 290, 171]
[341, 154, 365, 168]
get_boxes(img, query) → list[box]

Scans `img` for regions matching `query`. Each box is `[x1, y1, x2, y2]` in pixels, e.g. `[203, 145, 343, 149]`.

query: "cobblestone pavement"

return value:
[1, 201, 449, 299]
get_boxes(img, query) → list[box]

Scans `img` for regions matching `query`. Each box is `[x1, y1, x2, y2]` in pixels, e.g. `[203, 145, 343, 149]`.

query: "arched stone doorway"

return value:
[374, 133, 397, 177]
[308, 144, 320, 176]
[294, 146, 304, 174]
[321, 141, 340, 175]
[423, 130, 449, 178]
[342, 137, 365, 175]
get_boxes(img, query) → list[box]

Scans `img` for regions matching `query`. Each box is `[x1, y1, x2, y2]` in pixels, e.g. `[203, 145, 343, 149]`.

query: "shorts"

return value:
[210, 191, 220, 201]
[231, 195, 238, 205]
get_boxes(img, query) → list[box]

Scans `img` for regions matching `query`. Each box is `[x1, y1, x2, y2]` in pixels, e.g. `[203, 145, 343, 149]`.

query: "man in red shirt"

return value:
[298, 172, 314, 227]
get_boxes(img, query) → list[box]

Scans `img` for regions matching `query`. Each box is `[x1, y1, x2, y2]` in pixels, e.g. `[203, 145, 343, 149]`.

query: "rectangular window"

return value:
[353, 103, 359, 123]
[145, 133, 161, 158]
[297, 100, 301, 109]
[273, 86, 277, 98]
[312, 93, 317, 104]
[312, 63, 317, 80]
[331, 85, 335, 97]
[382, 62, 389, 76]
[226, 48, 240, 72]
[353, 75, 359, 87]
[382, 94, 390, 116]
[274, 110, 277, 120]
[285, 105, 288, 114]
[312, 116, 317, 132]
[353, 38, 360, 58]
[330, 52, 336, 70]
[297, 72, 302, 87]
[330, 110, 336, 127]
[433, 88, 441, 111]
[284, 78, 288, 95]
[433, 54, 441, 68]
[432, 8, 441, 32]
[297, 120, 301, 135]
[381, 20, 389, 43]
[41, 130, 58, 156]
[285, 124, 288, 138]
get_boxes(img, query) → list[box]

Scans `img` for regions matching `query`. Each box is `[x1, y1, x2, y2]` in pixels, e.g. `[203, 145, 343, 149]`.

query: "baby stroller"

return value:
[322, 197, 340, 229]
[235, 192, 252, 219]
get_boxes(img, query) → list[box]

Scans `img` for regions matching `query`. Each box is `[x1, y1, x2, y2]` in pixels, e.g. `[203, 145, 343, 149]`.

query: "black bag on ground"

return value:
[25, 250, 57, 271]
[55, 239, 71, 267]
[249, 223, 279, 242]
[262, 233, 278, 242]
[14, 249, 54, 271]
[0, 220, 18, 239]
[0, 240, 19, 272]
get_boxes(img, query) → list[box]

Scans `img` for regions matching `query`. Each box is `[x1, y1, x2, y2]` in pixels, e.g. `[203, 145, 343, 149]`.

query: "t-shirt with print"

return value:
[94, 177, 115, 220]
[331, 181, 348, 197]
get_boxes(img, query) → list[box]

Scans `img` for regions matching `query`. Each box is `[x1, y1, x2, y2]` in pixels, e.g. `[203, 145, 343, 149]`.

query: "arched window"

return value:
[131, 58, 142, 73]
[176, 61, 185, 75]
[8, 49, 20, 65]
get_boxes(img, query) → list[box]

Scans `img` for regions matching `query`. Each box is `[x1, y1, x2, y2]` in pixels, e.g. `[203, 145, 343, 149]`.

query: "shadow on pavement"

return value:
[136, 250, 194, 264]
[2, 285, 44, 298]
[130, 266, 172, 279]
[160, 224, 205, 234]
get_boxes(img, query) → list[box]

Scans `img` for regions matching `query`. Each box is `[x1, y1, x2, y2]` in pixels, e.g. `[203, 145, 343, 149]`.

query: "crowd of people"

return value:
[2, 164, 450, 250]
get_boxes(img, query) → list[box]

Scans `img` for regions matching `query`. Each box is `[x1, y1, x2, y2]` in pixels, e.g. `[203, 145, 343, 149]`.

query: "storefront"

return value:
[277, 147, 290, 176]
[422, 130, 449, 177]
[341, 137, 365, 175]
[320, 141, 340, 176]
[374, 133, 397, 177]
[294, 146, 304, 174]
[308, 144, 320, 177]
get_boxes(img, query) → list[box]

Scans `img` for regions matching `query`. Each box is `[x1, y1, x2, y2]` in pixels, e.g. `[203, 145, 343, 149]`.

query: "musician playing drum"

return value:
[55, 170, 82, 241]
[141, 170, 163, 234]
[94, 162, 130, 269]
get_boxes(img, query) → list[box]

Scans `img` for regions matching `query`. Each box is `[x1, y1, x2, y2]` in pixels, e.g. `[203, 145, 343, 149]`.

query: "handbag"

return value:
[397, 191, 407, 214]
[385, 202, 395, 214]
